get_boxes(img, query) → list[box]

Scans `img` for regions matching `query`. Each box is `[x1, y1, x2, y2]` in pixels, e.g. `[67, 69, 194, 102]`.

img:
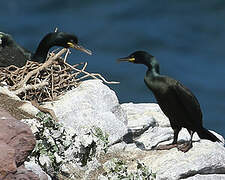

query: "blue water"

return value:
[1, 0, 225, 137]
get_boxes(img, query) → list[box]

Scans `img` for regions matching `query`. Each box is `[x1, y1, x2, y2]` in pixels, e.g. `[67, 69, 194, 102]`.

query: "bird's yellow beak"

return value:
[117, 57, 135, 63]
[67, 42, 92, 55]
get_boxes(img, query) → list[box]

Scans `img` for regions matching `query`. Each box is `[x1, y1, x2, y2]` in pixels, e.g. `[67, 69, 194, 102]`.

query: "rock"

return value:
[18, 80, 224, 179]
[0, 143, 17, 179]
[0, 107, 36, 179]
[21, 80, 128, 179]
[117, 102, 225, 180]
[43, 79, 128, 143]
[185, 174, 225, 180]
[121, 102, 170, 128]
[0, 86, 21, 101]
[140, 142, 225, 179]
[22, 114, 118, 179]
[19, 102, 39, 117]
[4, 165, 40, 180]
[24, 161, 51, 180]
[0, 91, 36, 119]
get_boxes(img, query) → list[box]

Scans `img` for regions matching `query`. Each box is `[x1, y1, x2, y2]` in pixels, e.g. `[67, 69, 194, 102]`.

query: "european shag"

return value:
[0, 32, 92, 67]
[118, 51, 221, 152]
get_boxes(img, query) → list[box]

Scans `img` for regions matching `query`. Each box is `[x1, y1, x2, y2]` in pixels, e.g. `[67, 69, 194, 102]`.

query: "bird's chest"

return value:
[144, 76, 174, 111]
[144, 76, 168, 95]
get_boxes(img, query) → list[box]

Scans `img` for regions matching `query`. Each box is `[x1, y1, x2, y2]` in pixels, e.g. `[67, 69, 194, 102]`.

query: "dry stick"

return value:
[14, 81, 49, 95]
[74, 74, 91, 82]
[51, 66, 54, 100]
[19, 67, 26, 82]
[45, 85, 52, 100]
[60, 72, 80, 84]
[34, 67, 40, 90]
[64, 61, 120, 84]
[65, 62, 119, 84]
[31, 100, 58, 122]
[64, 49, 71, 63]
[1, 47, 120, 105]
[50, 48, 60, 55]
[11, 48, 67, 91]
[14, 74, 51, 95]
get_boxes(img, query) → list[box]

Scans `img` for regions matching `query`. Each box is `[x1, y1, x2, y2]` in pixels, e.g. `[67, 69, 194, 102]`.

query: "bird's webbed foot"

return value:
[177, 141, 193, 152]
[153, 142, 180, 150]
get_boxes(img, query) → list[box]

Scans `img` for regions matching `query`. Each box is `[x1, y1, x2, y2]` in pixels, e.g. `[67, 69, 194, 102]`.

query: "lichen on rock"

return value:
[22, 112, 110, 179]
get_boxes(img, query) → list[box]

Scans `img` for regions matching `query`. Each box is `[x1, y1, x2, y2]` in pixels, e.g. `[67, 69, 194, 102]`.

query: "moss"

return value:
[25, 112, 112, 179]
[99, 158, 156, 179]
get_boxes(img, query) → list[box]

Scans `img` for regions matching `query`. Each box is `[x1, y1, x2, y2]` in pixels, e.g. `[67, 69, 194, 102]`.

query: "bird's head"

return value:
[117, 51, 154, 65]
[47, 32, 92, 55]
[117, 51, 160, 72]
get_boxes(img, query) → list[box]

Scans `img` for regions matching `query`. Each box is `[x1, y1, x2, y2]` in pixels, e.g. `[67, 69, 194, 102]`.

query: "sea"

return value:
[1, 0, 224, 137]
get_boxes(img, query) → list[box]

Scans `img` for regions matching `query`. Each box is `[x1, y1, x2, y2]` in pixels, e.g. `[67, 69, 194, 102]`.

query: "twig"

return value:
[51, 66, 54, 100]
[64, 61, 119, 84]
[0, 48, 120, 104]
[10, 48, 67, 90]
[14, 81, 49, 95]
[64, 49, 71, 63]
[31, 100, 58, 121]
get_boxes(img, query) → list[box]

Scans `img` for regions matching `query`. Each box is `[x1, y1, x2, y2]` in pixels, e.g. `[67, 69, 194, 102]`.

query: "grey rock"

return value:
[43, 80, 128, 143]
[185, 174, 225, 180]
[119, 102, 225, 180]
[15, 80, 225, 179]
[24, 161, 51, 180]
[4, 165, 40, 180]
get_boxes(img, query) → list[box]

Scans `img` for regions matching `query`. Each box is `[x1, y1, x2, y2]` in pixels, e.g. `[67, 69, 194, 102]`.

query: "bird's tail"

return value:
[197, 128, 221, 142]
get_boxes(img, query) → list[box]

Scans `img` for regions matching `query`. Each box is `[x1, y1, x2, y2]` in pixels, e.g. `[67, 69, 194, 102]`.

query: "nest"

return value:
[0, 48, 119, 103]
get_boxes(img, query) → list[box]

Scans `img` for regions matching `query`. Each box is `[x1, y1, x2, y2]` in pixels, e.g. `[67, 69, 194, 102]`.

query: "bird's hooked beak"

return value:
[67, 42, 92, 55]
[117, 56, 135, 63]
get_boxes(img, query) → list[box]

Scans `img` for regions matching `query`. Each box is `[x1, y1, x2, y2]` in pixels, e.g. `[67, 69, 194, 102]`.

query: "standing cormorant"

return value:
[0, 32, 92, 67]
[118, 51, 221, 152]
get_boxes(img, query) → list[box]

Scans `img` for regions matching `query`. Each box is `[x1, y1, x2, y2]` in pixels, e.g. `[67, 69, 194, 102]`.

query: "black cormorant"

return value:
[0, 32, 92, 67]
[118, 51, 221, 152]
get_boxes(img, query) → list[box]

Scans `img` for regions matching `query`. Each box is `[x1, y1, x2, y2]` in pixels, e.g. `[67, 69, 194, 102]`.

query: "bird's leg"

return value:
[177, 130, 194, 152]
[155, 128, 181, 150]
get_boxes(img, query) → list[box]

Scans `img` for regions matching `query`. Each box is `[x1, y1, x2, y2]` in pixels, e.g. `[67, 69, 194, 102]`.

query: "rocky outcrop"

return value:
[21, 80, 128, 179]
[0, 108, 36, 179]
[3, 165, 40, 180]
[43, 79, 128, 143]
[117, 102, 225, 179]
[2, 80, 225, 179]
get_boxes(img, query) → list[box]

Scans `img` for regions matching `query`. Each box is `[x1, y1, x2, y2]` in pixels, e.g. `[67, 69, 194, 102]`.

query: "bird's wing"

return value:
[172, 81, 203, 126]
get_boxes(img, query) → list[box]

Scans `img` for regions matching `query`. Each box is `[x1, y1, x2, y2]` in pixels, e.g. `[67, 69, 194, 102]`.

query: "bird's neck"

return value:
[146, 67, 160, 79]
[146, 57, 160, 78]
[32, 33, 55, 63]
[32, 42, 51, 63]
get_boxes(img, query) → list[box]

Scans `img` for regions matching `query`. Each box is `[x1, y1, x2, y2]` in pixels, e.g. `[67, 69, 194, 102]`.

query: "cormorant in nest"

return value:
[118, 51, 221, 152]
[0, 32, 92, 67]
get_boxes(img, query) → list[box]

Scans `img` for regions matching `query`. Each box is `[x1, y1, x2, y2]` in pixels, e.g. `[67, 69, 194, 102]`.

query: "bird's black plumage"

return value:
[118, 51, 221, 152]
[0, 31, 92, 67]
[0, 32, 30, 67]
